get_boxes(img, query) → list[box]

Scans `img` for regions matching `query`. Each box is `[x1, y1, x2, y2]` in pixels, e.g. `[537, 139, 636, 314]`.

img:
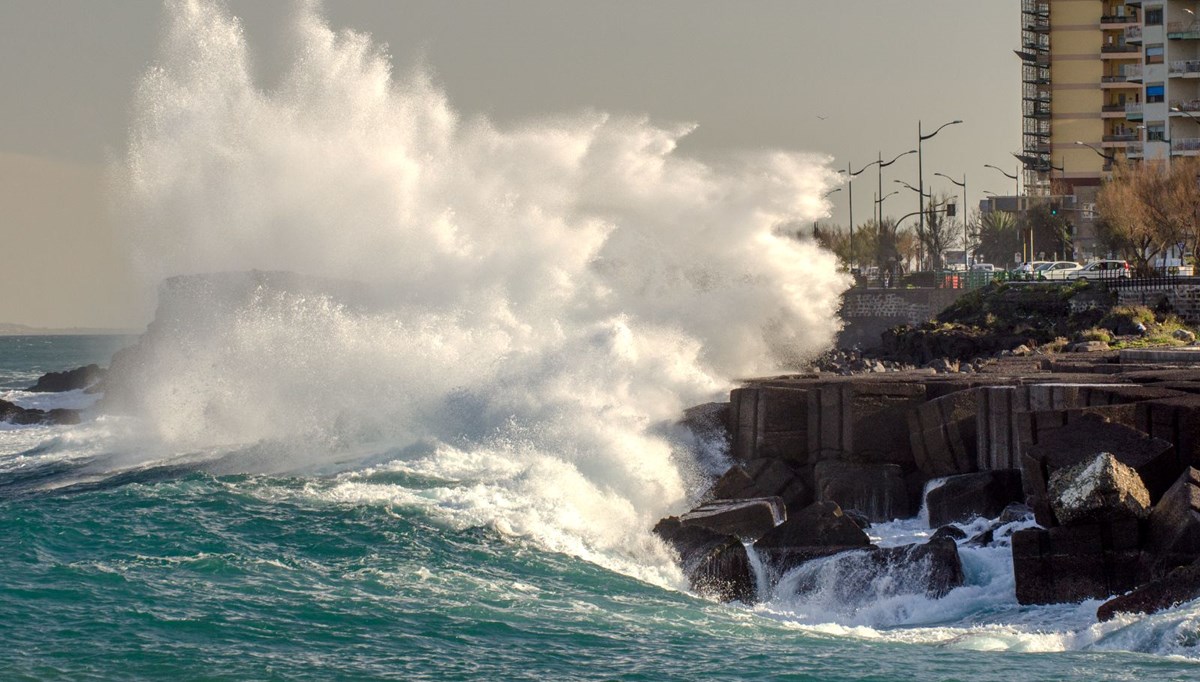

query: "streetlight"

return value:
[876, 149, 918, 228]
[935, 171, 969, 269]
[986, 162, 1035, 261]
[1074, 139, 1115, 163]
[814, 187, 842, 242]
[894, 179, 931, 198]
[838, 160, 881, 273]
[984, 163, 1020, 198]
[918, 119, 963, 267]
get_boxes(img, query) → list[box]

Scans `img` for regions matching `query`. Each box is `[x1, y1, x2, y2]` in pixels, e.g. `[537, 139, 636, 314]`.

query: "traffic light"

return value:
[1050, 202, 1059, 216]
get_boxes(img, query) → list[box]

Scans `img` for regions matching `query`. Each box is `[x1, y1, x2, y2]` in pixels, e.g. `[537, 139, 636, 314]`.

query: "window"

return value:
[1146, 6, 1164, 25]
[1147, 123, 1166, 141]
[1148, 84, 1165, 103]
[1147, 44, 1164, 64]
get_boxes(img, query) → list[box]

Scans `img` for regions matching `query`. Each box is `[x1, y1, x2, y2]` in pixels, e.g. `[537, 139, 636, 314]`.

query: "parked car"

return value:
[1035, 261, 1083, 280]
[1011, 261, 1049, 280]
[970, 263, 996, 272]
[1068, 260, 1131, 281]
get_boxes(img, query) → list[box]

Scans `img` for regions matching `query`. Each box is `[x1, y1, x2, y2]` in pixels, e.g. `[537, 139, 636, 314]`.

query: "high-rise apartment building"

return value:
[1016, 0, 1200, 258]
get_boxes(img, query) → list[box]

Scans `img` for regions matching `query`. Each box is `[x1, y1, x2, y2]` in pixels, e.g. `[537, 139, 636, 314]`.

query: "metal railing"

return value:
[1102, 274, 1200, 291]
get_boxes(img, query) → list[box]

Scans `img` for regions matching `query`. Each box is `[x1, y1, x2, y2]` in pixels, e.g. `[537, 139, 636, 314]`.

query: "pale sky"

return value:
[0, 1, 1020, 328]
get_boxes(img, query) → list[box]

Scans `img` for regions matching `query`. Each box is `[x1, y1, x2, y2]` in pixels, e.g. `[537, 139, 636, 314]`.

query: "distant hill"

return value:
[0, 322, 138, 336]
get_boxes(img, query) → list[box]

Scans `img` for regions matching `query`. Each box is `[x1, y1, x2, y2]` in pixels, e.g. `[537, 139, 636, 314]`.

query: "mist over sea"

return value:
[2, 1, 1200, 679]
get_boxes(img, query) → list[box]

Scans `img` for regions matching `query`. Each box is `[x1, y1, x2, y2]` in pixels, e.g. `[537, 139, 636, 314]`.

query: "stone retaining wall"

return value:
[1116, 284, 1200, 324]
[838, 288, 965, 350]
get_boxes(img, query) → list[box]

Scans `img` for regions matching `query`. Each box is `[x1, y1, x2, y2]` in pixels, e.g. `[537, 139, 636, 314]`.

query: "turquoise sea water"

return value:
[3, 336, 1200, 681]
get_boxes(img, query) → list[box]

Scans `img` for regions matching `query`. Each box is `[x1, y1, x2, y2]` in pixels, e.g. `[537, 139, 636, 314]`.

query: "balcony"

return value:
[1101, 14, 1137, 24]
[1172, 99, 1200, 112]
[1127, 142, 1144, 158]
[1126, 102, 1144, 119]
[1100, 44, 1140, 54]
[1170, 60, 1200, 77]
[1172, 137, 1200, 153]
[1102, 133, 1140, 143]
[1126, 25, 1143, 43]
[1168, 21, 1200, 40]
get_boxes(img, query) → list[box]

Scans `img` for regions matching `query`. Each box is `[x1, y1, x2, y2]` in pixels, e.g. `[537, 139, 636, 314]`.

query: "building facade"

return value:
[1017, 0, 1200, 259]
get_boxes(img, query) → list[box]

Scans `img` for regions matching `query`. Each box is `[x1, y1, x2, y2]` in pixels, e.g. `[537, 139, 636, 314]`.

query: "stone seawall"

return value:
[838, 288, 965, 350]
[663, 355, 1200, 613]
[1117, 284, 1200, 324]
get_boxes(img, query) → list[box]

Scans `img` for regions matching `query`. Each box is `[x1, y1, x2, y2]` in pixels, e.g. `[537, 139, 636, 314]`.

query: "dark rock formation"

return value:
[1022, 414, 1177, 526]
[1012, 518, 1144, 605]
[931, 525, 967, 542]
[679, 497, 784, 540]
[1147, 467, 1200, 569]
[813, 461, 910, 522]
[1097, 560, 1200, 621]
[908, 388, 979, 477]
[781, 538, 965, 601]
[1046, 453, 1150, 526]
[755, 501, 871, 550]
[807, 381, 925, 467]
[0, 399, 80, 426]
[26, 364, 105, 393]
[729, 385, 810, 464]
[924, 470, 1024, 528]
[709, 459, 809, 513]
[653, 517, 756, 603]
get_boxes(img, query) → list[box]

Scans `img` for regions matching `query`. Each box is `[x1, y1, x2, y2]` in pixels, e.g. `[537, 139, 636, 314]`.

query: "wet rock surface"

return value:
[1047, 453, 1151, 526]
[0, 399, 80, 426]
[26, 364, 105, 393]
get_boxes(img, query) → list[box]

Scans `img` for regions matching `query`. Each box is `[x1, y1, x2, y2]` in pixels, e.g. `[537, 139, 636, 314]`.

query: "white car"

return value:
[1035, 261, 1083, 280]
[1067, 260, 1132, 280]
[1012, 261, 1049, 280]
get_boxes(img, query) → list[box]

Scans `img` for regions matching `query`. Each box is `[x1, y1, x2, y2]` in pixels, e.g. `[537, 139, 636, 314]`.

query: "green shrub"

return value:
[1079, 327, 1113, 344]
[1100, 305, 1156, 335]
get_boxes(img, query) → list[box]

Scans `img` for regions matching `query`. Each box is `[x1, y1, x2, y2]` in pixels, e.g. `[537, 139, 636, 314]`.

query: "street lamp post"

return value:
[919, 119, 963, 269]
[876, 149, 918, 228]
[896, 179, 933, 268]
[986, 163, 1030, 261]
[934, 172, 968, 269]
[839, 160, 881, 272]
[815, 187, 841, 243]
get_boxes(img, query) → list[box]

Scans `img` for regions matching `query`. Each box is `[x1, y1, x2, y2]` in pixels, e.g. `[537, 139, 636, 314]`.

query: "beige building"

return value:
[1017, 0, 1200, 259]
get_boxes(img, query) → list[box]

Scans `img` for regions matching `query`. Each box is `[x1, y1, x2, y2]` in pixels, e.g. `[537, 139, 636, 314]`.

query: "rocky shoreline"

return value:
[658, 352, 1200, 620]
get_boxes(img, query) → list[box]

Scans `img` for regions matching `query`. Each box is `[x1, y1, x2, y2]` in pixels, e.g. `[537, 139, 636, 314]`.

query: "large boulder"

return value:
[653, 517, 756, 603]
[729, 385, 811, 464]
[1022, 414, 1177, 526]
[755, 501, 871, 549]
[26, 364, 105, 393]
[681, 402, 730, 447]
[1011, 518, 1144, 605]
[924, 470, 1024, 528]
[808, 381, 925, 467]
[1148, 467, 1200, 568]
[813, 461, 910, 522]
[754, 501, 871, 575]
[1047, 453, 1151, 526]
[679, 497, 784, 540]
[708, 458, 810, 513]
[1097, 560, 1200, 622]
[780, 537, 964, 602]
[907, 387, 980, 478]
[0, 399, 80, 426]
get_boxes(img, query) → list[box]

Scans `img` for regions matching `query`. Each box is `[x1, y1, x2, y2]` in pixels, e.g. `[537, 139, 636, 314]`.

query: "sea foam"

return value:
[108, 0, 849, 582]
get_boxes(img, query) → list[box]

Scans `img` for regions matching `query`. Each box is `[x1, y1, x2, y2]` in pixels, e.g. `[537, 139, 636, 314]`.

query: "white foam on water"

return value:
[752, 514, 1200, 660]
[86, 0, 851, 584]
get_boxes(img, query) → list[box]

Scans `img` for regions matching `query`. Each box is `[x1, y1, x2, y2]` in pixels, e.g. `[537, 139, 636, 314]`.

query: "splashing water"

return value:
[105, 0, 849, 582]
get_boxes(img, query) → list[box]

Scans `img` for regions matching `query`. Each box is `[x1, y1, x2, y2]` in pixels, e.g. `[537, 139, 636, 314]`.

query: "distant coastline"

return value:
[0, 322, 138, 336]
